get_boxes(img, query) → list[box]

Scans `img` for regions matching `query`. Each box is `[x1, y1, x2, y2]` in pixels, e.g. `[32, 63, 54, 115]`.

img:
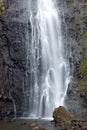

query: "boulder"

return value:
[53, 106, 74, 123]
[30, 122, 37, 127]
[32, 126, 45, 130]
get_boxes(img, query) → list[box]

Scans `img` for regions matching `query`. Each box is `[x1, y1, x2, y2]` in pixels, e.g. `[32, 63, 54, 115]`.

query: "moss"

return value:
[67, 0, 75, 5]
[82, 5, 87, 10]
[78, 32, 87, 54]
[0, 0, 4, 15]
[73, 7, 80, 13]
[78, 56, 87, 103]
[80, 32, 87, 41]
[79, 57, 87, 77]
[81, 16, 87, 23]
[78, 80, 87, 89]
[78, 32, 87, 90]
[78, 57, 87, 89]
[66, 0, 87, 5]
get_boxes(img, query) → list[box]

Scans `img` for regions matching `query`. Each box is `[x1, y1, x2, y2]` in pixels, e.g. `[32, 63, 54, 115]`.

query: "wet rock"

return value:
[30, 121, 45, 130]
[53, 119, 87, 130]
[30, 122, 37, 127]
[32, 126, 45, 130]
[21, 122, 26, 125]
[0, 96, 14, 119]
[0, 0, 28, 119]
[53, 106, 74, 123]
[60, 0, 87, 119]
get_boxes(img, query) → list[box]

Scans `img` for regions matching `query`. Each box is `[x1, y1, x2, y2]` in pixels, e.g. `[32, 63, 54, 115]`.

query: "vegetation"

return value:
[78, 57, 87, 90]
[78, 32, 87, 78]
[78, 80, 87, 89]
[78, 32, 87, 91]
[79, 58, 87, 77]
[0, 0, 4, 15]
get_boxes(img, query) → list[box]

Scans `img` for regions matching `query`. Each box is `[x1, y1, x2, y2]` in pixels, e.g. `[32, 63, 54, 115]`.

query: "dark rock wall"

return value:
[0, 0, 30, 119]
[60, 0, 87, 119]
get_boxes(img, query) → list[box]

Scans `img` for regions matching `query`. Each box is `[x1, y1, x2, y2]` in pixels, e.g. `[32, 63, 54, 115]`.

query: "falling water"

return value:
[23, 0, 70, 118]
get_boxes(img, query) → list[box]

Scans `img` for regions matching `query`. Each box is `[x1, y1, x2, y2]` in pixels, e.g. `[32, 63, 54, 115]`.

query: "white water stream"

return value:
[23, 0, 70, 118]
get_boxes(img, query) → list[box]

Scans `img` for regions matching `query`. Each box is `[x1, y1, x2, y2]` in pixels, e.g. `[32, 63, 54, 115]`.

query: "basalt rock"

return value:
[0, 96, 14, 119]
[61, 0, 87, 119]
[0, 0, 31, 119]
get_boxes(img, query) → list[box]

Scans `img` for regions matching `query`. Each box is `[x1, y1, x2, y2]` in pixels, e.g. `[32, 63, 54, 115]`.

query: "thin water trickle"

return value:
[23, 0, 70, 118]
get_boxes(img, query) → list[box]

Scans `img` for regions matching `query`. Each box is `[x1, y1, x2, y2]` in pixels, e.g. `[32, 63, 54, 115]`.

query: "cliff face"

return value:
[0, 0, 87, 119]
[0, 0, 30, 119]
[61, 0, 87, 119]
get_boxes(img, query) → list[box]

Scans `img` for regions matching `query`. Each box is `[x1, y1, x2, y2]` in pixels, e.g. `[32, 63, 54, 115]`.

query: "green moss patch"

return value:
[78, 80, 87, 89]
[78, 32, 87, 58]
[78, 33, 87, 89]
[82, 5, 87, 10]
[78, 32, 87, 45]
[81, 16, 87, 23]
[0, 0, 4, 15]
[79, 57, 87, 76]
[66, 0, 75, 5]
[78, 57, 87, 89]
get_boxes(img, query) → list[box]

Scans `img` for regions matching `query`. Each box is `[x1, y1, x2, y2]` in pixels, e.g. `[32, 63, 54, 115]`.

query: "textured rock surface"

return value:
[0, 0, 30, 119]
[53, 106, 74, 123]
[60, 0, 87, 119]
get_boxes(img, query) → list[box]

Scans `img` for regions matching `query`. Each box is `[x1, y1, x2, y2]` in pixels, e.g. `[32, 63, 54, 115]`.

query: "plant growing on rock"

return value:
[0, 0, 4, 15]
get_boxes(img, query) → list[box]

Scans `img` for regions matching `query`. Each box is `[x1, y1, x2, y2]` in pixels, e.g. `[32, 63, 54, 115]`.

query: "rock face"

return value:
[53, 106, 74, 123]
[59, 0, 87, 119]
[0, 96, 14, 119]
[0, 0, 31, 119]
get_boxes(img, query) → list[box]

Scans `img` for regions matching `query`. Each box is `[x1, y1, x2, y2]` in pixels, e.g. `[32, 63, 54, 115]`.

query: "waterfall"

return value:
[23, 0, 70, 118]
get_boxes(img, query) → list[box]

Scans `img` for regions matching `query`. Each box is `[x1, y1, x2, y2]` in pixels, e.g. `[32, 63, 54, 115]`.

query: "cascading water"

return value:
[23, 0, 70, 118]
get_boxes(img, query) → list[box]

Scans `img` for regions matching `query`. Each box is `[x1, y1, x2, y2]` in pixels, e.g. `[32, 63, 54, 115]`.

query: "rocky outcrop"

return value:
[60, 0, 87, 119]
[54, 119, 87, 130]
[0, 0, 31, 119]
[0, 96, 14, 119]
[53, 106, 74, 123]
[53, 107, 87, 130]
